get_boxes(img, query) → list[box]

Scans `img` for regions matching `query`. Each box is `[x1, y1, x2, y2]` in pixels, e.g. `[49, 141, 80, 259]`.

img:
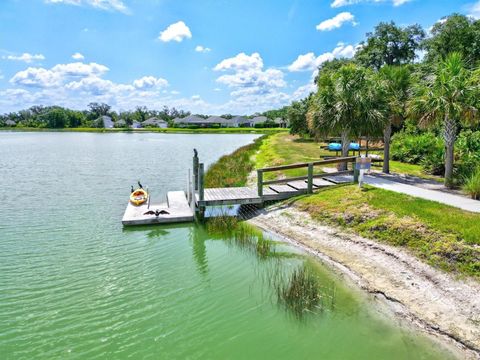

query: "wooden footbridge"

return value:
[122, 151, 362, 226]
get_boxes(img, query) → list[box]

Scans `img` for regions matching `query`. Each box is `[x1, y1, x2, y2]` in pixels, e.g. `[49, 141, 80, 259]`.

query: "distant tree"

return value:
[221, 114, 233, 119]
[355, 21, 425, 70]
[409, 53, 480, 187]
[287, 98, 310, 137]
[424, 14, 480, 66]
[39, 108, 68, 128]
[87, 102, 111, 120]
[134, 106, 149, 122]
[263, 106, 288, 120]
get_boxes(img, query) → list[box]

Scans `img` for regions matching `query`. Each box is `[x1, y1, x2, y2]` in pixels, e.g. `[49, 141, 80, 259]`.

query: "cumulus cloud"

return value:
[3, 53, 45, 63]
[212, 52, 290, 112]
[195, 45, 211, 53]
[316, 12, 356, 31]
[132, 76, 169, 89]
[214, 52, 263, 72]
[10, 62, 108, 88]
[288, 43, 356, 72]
[331, 0, 411, 7]
[72, 52, 85, 60]
[44, 0, 129, 13]
[159, 21, 192, 42]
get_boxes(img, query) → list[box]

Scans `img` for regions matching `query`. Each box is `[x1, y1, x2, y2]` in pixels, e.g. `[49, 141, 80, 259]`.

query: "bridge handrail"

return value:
[257, 156, 358, 197]
[258, 156, 356, 172]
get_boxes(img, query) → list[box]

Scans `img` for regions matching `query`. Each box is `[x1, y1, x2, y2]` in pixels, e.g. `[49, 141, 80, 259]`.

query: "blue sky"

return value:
[0, 0, 478, 115]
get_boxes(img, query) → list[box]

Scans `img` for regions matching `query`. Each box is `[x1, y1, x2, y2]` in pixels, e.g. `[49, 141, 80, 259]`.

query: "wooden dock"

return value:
[122, 191, 194, 226]
[123, 152, 361, 226]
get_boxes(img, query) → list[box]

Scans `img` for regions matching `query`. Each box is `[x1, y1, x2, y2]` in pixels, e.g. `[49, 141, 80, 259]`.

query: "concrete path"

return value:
[364, 175, 480, 213]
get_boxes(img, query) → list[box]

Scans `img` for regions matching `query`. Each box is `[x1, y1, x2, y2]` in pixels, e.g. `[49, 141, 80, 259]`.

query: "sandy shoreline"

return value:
[249, 204, 480, 359]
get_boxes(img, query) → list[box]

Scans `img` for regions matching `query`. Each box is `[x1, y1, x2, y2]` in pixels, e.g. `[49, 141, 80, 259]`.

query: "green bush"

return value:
[391, 131, 443, 164]
[463, 167, 480, 199]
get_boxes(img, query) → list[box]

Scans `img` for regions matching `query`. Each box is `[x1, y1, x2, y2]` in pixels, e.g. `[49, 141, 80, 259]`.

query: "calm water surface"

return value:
[0, 132, 457, 359]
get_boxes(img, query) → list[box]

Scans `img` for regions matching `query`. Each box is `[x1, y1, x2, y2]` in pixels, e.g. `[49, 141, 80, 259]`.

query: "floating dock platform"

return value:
[122, 191, 194, 226]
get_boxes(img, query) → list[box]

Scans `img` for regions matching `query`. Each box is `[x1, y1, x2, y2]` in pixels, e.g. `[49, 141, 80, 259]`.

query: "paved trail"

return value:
[364, 175, 480, 213]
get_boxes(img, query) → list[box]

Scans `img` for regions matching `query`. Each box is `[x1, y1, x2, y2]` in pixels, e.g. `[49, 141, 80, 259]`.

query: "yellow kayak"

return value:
[130, 188, 148, 206]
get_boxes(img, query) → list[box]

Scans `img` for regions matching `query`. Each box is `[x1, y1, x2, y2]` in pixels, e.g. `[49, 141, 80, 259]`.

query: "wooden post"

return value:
[307, 163, 313, 194]
[193, 150, 199, 191]
[198, 163, 205, 219]
[353, 159, 359, 184]
[257, 170, 263, 197]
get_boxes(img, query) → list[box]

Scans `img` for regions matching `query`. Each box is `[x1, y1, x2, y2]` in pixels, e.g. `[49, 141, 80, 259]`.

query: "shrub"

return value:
[391, 131, 443, 164]
[463, 167, 480, 199]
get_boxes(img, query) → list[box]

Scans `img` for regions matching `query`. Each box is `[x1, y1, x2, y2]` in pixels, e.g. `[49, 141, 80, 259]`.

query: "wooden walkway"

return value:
[195, 176, 348, 207]
[123, 153, 360, 225]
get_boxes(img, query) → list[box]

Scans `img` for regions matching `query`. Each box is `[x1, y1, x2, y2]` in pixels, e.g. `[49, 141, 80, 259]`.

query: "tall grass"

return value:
[463, 167, 480, 200]
[205, 136, 267, 188]
[275, 263, 335, 319]
[206, 215, 274, 259]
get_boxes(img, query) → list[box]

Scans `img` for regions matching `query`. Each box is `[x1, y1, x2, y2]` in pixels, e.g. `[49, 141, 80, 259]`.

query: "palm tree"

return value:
[309, 64, 386, 170]
[378, 65, 412, 173]
[409, 52, 479, 187]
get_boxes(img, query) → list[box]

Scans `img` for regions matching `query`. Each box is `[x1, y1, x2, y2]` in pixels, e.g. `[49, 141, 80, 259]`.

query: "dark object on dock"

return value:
[144, 209, 170, 216]
[138, 181, 143, 189]
[131, 185, 134, 193]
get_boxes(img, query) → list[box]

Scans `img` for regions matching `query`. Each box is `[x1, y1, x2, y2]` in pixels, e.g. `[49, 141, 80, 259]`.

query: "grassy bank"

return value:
[0, 127, 288, 134]
[205, 136, 267, 188]
[293, 185, 480, 277]
[255, 133, 443, 182]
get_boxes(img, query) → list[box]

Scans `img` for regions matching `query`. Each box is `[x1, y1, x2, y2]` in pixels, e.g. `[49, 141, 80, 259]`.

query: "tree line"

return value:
[0, 103, 192, 129]
[285, 14, 480, 188]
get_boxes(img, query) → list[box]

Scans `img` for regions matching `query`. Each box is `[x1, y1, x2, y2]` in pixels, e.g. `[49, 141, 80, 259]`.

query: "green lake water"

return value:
[0, 132, 457, 359]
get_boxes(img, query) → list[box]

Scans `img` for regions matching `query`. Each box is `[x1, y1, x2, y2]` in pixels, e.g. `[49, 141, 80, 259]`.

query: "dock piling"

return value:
[257, 170, 263, 197]
[307, 163, 313, 194]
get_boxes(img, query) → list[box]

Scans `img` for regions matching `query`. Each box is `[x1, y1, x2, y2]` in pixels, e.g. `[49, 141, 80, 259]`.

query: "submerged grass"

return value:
[206, 215, 275, 259]
[205, 136, 267, 188]
[295, 185, 480, 278]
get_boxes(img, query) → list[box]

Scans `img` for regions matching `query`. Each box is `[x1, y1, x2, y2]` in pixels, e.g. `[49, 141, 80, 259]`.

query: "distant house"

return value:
[173, 115, 211, 127]
[131, 121, 142, 129]
[231, 116, 248, 127]
[115, 119, 127, 128]
[97, 115, 114, 128]
[5, 119, 16, 127]
[142, 117, 168, 128]
[274, 117, 288, 128]
[248, 116, 268, 127]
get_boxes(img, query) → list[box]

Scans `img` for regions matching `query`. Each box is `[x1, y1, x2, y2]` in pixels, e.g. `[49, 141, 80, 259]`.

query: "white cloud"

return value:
[132, 76, 169, 89]
[288, 43, 356, 72]
[316, 12, 356, 31]
[44, 0, 129, 13]
[10, 62, 109, 88]
[72, 52, 85, 60]
[214, 52, 263, 72]
[195, 45, 211, 53]
[468, 1, 480, 19]
[331, 0, 411, 7]
[158, 21, 192, 42]
[3, 53, 45, 63]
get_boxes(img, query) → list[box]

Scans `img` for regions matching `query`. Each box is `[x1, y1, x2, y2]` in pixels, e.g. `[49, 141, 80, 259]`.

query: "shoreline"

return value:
[249, 204, 480, 359]
[0, 127, 287, 135]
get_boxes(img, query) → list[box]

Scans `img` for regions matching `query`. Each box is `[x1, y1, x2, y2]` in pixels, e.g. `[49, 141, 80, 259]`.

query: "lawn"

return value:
[255, 132, 443, 182]
[294, 185, 480, 277]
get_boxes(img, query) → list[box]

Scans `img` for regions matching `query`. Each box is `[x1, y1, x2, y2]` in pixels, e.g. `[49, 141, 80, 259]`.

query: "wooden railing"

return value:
[257, 156, 357, 197]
